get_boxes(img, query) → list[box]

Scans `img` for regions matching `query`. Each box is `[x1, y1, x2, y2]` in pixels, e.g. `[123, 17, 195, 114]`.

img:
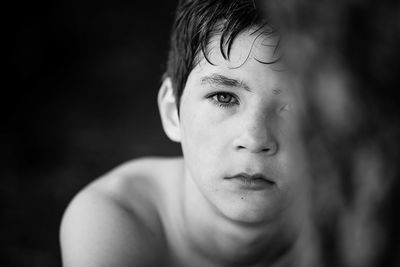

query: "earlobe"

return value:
[158, 77, 181, 143]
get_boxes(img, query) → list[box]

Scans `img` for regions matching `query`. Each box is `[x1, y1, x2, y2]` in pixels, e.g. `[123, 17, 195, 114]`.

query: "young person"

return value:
[60, 1, 306, 266]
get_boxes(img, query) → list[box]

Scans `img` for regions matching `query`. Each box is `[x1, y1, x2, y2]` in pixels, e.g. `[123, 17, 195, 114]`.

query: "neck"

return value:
[174, 169, 296, 267]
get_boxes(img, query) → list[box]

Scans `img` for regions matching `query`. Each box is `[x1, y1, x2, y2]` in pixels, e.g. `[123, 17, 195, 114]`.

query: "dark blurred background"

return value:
[7, 1, 180, 266]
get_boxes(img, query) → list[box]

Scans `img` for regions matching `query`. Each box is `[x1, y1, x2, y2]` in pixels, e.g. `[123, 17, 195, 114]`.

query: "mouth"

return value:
[225, 172, 276, 189]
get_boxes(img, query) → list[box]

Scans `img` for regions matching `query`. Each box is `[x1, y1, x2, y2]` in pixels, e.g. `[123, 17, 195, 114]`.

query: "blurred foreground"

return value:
[264, 0, 400, 266]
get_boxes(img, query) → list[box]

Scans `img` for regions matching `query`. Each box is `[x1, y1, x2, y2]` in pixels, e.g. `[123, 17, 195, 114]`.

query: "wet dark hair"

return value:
[165, 0, 272, 108]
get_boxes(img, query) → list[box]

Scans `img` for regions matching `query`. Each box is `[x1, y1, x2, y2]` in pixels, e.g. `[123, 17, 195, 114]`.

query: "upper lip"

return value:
[226, 172, 275, 184]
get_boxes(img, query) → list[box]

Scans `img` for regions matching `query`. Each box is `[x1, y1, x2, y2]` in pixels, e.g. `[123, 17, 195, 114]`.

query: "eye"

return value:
[281, 104, 291, 112]
[278, 103, 294, 118]
[215, 93, 234, 104]
[207, 92, 240, 108]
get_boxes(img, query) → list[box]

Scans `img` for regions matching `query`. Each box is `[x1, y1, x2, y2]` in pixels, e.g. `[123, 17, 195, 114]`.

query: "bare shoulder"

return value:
[60, 157, 183, 267]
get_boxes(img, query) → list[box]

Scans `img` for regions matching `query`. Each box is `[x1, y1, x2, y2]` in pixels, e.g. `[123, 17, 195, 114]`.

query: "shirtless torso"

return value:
[60, 157, 297, 267]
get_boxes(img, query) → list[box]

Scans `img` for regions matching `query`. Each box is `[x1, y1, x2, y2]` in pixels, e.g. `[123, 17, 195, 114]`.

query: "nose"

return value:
[233, 112, 278, 155]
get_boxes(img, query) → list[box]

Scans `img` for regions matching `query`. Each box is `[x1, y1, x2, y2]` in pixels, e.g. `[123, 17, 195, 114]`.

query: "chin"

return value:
[217, 195, 286, 225]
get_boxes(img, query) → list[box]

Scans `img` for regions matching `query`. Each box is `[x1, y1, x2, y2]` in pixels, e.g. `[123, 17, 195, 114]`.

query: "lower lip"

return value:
[226, 176, 275, 190]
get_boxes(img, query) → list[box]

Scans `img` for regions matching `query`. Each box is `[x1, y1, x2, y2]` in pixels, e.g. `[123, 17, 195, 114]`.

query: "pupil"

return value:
[218, 94, 230, 103]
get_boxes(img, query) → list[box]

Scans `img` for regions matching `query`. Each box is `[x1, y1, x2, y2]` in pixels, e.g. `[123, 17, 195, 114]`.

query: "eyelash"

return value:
[206, 92, 240, 108]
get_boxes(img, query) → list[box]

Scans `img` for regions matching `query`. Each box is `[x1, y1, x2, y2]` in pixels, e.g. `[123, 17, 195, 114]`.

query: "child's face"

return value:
[178, 29, 302, 224]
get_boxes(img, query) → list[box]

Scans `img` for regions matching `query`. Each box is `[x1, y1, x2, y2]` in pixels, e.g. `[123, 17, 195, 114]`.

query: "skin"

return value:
[60, 28, 305, 267]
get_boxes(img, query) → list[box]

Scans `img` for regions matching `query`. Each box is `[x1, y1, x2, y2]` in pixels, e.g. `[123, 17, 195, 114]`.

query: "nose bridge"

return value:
[247, 108, 269, 139]
[234, 107, 278, 154]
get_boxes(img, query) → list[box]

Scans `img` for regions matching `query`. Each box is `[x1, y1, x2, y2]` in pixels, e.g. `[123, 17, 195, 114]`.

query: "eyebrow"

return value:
[273, 88, 282, 95]
[200, 74, 251, 92]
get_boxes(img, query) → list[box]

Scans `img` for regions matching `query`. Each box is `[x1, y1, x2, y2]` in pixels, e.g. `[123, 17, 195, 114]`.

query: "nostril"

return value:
[236, 144, 278, 154]
[233, 133, 278, 154]
[265, 142, 278, 154]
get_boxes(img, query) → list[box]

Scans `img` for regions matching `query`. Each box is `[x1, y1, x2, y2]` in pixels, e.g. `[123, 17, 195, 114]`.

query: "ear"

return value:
[158, 77, 181, 142]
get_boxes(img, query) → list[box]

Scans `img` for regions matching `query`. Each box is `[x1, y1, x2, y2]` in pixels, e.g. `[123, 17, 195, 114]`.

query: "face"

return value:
[178, 28, 302, 225]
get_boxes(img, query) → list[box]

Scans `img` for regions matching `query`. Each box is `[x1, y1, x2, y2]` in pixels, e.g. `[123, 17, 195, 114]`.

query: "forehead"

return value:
[198, 26, 282, 70]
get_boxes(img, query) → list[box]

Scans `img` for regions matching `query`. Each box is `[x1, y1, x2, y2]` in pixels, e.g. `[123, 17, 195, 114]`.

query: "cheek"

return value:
[180, 107, 232, 170]
[180, 113, 221, 186]
[278, 136, 309, 203]
[181, 111, 218, 155]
